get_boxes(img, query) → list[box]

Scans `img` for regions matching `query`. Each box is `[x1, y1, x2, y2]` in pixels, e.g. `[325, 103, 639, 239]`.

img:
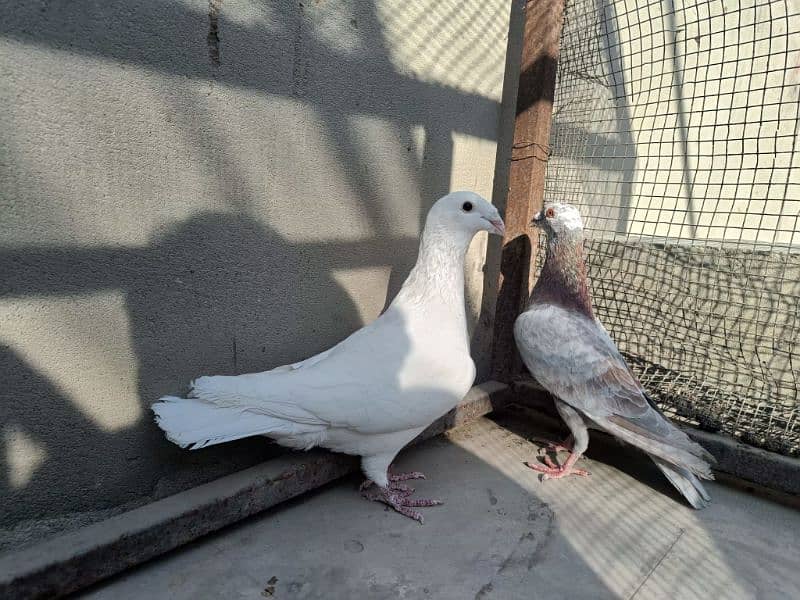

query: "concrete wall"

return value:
[0, 0, 515, 544]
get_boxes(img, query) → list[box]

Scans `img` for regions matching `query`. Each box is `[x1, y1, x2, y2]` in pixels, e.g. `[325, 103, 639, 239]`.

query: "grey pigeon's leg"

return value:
[531, 433, 575, 455]
[526, 401, 590, 479]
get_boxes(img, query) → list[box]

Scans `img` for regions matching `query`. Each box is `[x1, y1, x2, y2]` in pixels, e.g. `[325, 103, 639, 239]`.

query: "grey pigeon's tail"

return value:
[651, 456, 711, 509]
[597, 412, 714, 508]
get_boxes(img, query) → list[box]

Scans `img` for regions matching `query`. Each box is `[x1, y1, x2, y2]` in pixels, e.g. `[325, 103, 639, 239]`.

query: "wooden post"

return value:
[491, 0, 566, 381]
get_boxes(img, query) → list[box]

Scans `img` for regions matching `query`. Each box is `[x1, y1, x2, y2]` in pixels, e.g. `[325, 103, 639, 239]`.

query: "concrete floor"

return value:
[77, 411, 800, 600]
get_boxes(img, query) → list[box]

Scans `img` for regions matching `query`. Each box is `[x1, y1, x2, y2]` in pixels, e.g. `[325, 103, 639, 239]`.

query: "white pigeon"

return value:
[513, 202, 714, 509]
[152, 191, 505, 521]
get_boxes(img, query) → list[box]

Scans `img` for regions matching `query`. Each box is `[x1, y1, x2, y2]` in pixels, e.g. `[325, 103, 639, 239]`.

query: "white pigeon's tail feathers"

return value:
[187, 374, 328, 427]
[188, 374, 263, 407]
[152, 396, 318, 450]
[652, 457, 712, 509]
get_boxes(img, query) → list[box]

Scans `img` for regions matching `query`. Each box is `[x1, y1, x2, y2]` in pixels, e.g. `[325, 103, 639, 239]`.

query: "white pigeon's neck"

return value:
[392, 222, 473, 310]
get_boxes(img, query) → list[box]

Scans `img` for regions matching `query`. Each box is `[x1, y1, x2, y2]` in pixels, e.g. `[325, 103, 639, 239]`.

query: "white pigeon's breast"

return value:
[398, 310, 474, 393]
[398, 346, 475, 393]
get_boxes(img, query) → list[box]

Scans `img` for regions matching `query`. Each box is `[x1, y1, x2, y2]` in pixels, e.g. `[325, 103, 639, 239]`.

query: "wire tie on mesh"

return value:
[511, 140, 552, 162]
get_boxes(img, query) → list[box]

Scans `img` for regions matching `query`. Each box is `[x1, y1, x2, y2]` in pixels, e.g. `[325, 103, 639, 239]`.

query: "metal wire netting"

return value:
[543, 0, 800, 455]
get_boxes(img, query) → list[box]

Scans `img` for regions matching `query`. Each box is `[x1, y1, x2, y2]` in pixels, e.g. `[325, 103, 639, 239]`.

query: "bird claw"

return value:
[525, 455, 590, 480]
[360, 472, 442, 523]
[542, 454, 559, 470]
[400, 498, 443, 508]
[390, 470, 426, 482]
[389, 482, 415, 495]
[359, 470, 425, 493]
[539, 468, 590, 481]
[530, 435, 574, 455]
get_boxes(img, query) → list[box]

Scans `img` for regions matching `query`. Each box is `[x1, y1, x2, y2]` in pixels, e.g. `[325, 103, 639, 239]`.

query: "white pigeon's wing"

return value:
[265, 346, 336, 373]
[514, 305, 711, 459]
[190, 308, 465, 434]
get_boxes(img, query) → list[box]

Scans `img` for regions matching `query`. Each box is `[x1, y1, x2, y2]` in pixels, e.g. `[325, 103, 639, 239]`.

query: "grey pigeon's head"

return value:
[531, 202, 583, 238]
[427, 191, 505, 237]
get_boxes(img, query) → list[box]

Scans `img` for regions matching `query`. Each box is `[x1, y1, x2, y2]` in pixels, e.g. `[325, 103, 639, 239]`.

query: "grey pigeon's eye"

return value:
[462, 201, 473, 212]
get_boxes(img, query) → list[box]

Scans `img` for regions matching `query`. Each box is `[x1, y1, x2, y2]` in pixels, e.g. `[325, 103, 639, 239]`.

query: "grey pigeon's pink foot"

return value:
[531, 434, 575, 455]
[360, 473, 443, 523]
[525, 452, 590, 480]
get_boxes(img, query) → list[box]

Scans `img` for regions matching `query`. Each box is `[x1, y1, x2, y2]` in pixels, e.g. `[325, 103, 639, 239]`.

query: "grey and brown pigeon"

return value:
[152, 191, 505, 522]
[513, 202, 714, 508]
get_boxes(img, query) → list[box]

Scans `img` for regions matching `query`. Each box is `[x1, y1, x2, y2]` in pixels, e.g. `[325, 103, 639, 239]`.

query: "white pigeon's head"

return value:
[427, 191, 505, 237]
[531, 202, 583, 237]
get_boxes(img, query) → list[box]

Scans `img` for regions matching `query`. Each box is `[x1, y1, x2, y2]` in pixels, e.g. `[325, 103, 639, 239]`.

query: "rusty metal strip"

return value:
[492, 0, 566, 381]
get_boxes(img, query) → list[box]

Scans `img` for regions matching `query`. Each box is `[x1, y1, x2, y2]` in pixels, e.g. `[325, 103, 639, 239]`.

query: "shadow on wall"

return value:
[0, 0, 512, 541]
[0, 213, 387, 531]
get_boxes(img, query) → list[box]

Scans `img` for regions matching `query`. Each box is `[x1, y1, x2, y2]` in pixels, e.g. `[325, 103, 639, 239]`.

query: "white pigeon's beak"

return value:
[531, 211, 545, 226]
[487, 217, 505, 236]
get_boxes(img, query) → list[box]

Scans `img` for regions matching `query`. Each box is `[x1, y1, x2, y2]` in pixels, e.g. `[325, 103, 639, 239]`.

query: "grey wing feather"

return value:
[651, 457, 711, 509]
[514, 305, 650, 419]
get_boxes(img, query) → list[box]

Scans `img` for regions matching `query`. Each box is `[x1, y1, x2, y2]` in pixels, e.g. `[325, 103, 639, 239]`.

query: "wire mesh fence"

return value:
[544, 0, 800, 456]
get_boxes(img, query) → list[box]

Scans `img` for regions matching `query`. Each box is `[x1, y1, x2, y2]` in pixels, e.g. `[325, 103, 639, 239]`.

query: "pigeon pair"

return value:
[153, 193, 713, 522]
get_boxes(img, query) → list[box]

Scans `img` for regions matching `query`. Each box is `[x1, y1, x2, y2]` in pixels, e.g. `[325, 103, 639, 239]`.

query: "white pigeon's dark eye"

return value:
[462, 201, 473, 212]
[545, 207, 556, 218]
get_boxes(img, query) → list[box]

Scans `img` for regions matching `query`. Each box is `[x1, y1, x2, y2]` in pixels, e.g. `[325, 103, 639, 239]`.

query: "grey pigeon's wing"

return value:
[514, 305, 706, 455]
[514, 304, 649, 418]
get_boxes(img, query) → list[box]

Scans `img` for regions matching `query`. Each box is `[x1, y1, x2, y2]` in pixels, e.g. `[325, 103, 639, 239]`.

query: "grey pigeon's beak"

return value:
[530, 211, 545, 227]
[488, 217, 506, 236]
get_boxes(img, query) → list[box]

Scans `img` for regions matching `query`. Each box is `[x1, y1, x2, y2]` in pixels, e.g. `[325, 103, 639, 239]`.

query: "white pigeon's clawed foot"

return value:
[389, 470, 426, 483]
[525, 452, 590, 480]
[360, 474, 443, 523]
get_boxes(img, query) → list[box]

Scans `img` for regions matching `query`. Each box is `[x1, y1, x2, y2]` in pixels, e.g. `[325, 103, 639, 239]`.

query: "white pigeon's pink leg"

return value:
[360, 471, 443, 523]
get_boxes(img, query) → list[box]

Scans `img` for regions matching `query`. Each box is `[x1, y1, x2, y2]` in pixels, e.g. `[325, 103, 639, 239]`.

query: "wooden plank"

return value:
[491, 0, 566, 381]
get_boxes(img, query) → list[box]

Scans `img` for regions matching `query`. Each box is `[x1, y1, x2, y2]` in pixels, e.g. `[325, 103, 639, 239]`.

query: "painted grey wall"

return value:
[0, 0, 516, 546]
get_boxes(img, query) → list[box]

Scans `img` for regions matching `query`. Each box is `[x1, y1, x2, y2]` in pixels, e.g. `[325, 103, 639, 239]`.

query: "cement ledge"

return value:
[0, 381, 513, 600]
[5, 379, 796, 599]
